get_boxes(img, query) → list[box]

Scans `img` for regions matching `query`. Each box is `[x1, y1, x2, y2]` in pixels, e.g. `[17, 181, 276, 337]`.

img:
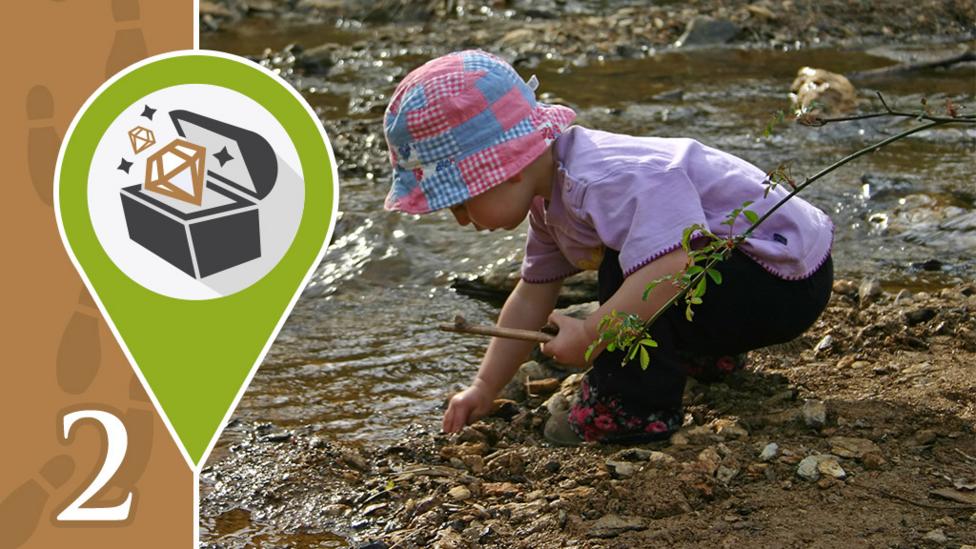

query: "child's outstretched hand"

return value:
[443, 381, 495, 433]
[540, 313, 591, 368]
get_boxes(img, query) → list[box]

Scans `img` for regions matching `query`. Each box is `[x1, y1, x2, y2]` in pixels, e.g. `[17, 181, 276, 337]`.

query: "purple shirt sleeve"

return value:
[581, 167, 708, 276]
[521, 197, 581, 283]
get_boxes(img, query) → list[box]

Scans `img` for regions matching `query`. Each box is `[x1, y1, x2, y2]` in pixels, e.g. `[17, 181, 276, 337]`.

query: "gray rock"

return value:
[923, 528, 948, 544]
[606, 460, 636, 478]
[759, 443, 779, 462]
[309, 436, 328, 449]
[796, 455, 823, 481]
[448, 486, 472, 501]
[588, 514, 646, 538]
[802, 400, 827, 429]
[716, 465, 738, 484]
[859, 278, 883, 304]
[814, 335, 834, 355]
[676, 17, 739, 47]
[797, 454, 844, 481]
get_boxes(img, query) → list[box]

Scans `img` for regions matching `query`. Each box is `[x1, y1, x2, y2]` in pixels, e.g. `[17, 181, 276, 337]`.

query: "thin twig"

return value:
[848, 480, 976, 510]
[440, 315, 555, 343]
[954, 448, 976, 464]
[802, 92, 976, 126]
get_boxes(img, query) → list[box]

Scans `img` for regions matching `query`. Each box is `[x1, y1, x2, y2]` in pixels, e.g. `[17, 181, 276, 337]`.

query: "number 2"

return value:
[55, 410, 132, 522]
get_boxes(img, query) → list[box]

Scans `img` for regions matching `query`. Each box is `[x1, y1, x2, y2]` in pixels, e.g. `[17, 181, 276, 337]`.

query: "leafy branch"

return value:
[590, 94, 975, 368]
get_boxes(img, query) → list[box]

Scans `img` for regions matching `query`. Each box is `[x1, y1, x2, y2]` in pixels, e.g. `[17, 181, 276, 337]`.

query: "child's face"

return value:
[449, 174, 534, 232]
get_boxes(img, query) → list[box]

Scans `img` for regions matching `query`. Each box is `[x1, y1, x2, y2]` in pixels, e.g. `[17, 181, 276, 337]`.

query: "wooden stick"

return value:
[848, 50, 975, 82]
[439, 315, 554, 343]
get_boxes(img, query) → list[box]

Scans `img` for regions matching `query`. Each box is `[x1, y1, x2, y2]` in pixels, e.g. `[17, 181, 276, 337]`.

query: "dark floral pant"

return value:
[567, 376, 683, 443]
[566, 353, 747, 443]
[569, 247, 832, 444]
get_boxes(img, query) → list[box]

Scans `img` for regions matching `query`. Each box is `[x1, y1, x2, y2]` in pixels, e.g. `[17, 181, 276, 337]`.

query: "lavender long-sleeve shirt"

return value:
[521, 127, 834, 283]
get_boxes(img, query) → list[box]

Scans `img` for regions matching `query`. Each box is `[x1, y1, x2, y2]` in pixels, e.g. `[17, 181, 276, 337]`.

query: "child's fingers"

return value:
[443, 401, 460, 433]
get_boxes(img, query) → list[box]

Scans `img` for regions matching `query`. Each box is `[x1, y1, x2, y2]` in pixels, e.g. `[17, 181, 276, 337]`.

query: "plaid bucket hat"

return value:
[383, 50, 576, 214]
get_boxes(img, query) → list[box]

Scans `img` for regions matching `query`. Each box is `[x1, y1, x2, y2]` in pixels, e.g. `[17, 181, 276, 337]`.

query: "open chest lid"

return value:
[169, 109, 278, 200]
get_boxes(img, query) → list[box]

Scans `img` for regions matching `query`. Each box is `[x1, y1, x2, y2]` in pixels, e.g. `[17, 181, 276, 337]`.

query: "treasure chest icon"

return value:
[120, 110, 278, 279]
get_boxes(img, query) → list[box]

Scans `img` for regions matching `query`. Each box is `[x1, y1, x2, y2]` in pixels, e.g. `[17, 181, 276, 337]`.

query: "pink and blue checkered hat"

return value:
[383, 50, 576, 214]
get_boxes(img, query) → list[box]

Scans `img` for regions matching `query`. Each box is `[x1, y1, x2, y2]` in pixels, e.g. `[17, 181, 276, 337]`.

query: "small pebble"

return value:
[914, 429, 938, 445]
[802, 400, 827, 429]
[923, 528, 948, 544]
[759, 443, 779, 462]
[448, 486, 472, 501]
[606, 460, 636, 478]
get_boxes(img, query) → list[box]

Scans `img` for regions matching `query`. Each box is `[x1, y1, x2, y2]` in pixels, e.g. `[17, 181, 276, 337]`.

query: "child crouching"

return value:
[382, 50, 833, 445]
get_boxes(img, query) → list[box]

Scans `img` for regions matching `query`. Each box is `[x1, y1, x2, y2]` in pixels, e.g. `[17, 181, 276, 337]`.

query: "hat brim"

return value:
[384, 101, 576, 215]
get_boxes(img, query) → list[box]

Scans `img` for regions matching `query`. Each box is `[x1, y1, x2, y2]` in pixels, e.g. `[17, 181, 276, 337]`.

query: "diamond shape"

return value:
[144, 139, 207, 205]
[128, 126, 156, 154]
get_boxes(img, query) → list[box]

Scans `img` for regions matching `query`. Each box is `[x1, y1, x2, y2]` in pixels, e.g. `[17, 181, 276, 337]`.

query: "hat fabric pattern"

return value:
[383, 50, 576, 214]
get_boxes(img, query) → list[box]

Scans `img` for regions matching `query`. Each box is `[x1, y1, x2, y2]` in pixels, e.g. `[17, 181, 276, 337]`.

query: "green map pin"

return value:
[55, 51, 338, 466]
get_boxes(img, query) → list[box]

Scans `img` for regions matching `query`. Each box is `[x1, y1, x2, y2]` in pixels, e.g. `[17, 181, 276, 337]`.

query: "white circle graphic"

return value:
[88, 83, 305, 300]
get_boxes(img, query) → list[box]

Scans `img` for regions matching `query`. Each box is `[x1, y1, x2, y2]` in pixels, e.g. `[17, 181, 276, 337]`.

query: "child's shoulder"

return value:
[556, 126, 700, 183]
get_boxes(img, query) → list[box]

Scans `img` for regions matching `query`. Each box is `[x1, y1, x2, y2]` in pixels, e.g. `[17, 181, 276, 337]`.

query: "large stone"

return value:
[676, 17, 739, 47]
[789, 67, 858, 116]
[588, 514, 646, 538]
[827, 436, 882, 459]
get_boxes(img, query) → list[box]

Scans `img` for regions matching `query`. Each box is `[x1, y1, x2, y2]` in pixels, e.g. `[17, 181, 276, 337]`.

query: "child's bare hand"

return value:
[443, 382, 495, 433]
[540, 313, 591, 368]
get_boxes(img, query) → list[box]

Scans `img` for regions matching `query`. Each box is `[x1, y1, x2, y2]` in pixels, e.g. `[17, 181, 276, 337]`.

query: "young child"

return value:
[383, 50, 834, 445]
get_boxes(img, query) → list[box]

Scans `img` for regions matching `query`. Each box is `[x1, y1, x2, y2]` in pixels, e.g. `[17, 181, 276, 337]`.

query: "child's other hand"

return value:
[540, 313, 591, 368]
[443, 382, 495, 434]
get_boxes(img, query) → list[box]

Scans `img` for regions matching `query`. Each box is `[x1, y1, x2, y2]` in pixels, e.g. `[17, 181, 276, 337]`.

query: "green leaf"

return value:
[681, 225, 699, 250]
[706, 268, 722, 285]
[640, 346, 650, 369]
[690, 296, 703, 305]
[685, 304, 694, 322]
[386, 479, 395, 491]
[693, 277, 707, 298]
[640, 338, 658, 348]
[743, 210, 759, 224]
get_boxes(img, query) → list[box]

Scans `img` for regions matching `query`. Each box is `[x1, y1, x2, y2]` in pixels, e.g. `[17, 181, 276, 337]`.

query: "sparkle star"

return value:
[117, 158, 133, 173]
[214, 146, 234, 167]
[140, 105, 156, 120]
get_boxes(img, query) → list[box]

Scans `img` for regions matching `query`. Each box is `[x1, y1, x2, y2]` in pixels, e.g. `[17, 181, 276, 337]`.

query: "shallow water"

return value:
[201, 24, 975, 455]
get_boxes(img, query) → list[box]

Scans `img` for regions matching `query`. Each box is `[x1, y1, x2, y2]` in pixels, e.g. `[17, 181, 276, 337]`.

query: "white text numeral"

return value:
[55, 410, 132, 522]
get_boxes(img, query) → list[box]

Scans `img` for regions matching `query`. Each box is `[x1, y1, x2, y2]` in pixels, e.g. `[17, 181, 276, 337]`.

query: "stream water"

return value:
[201, 22, 975, 457]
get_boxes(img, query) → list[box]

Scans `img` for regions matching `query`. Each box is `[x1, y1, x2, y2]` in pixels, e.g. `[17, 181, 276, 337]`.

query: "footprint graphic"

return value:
[56, 287, 102, 395]
[105, 0, 147, 78]
[53, 288, 154, 512]
[26, 86, 60, 207]
[0, 455, 74, 549]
